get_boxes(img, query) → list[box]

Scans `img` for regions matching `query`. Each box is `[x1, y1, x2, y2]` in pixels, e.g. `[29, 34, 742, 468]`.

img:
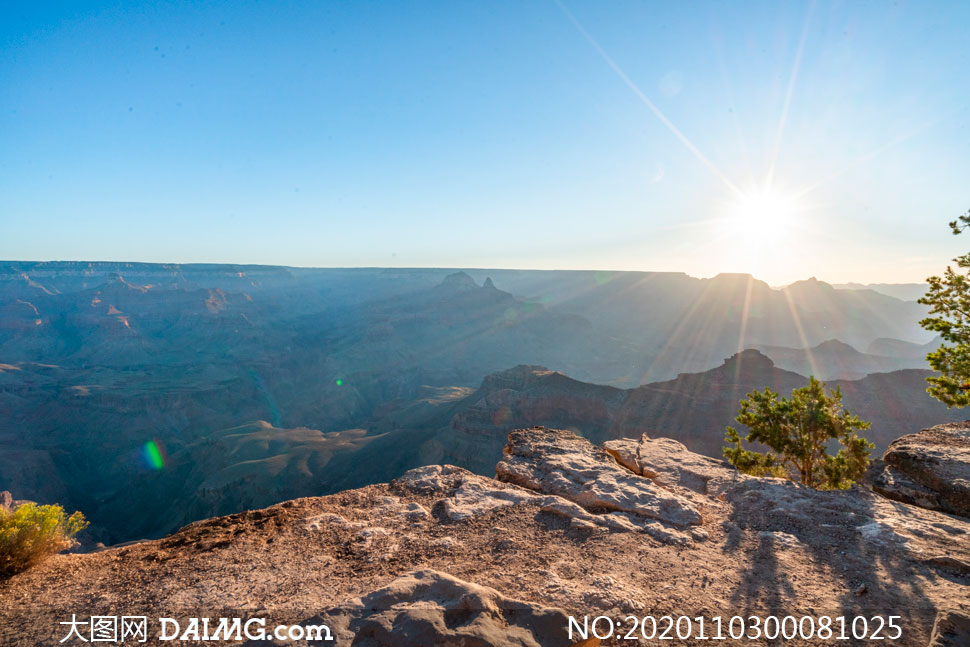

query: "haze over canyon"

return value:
[0, 261, 953, 543]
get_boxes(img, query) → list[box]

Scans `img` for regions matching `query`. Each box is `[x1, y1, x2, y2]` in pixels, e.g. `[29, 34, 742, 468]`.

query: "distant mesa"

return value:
[868, 336, 940, 359]
[723, 348, 775, 370]
[783, 276, 837, 294]
[478, 364, 557, 392]
[813, 338, 856, 352]
[709, 272, 756, 284]
[437, 271, 478, 291]
[435, 271, 508, 297]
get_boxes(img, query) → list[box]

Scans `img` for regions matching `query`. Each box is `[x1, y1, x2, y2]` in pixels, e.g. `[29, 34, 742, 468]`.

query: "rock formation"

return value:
[604, 434, 742, 495]
[305, 569, 573, 647]
[873, 422, 970, 519]
[496, 427, 702, 529]
[2, 426, 969, 646]
[929, 609, 970, 647]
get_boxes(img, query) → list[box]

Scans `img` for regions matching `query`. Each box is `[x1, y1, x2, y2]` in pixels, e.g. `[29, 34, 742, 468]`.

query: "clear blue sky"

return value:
[2, 0, 968, 284]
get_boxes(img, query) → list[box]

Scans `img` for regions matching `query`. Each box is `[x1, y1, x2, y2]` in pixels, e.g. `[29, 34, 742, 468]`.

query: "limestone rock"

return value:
[0, 491, 11, 510]
[312, 569, 574, 647]
[433, 477, 542, 522]
[604, 435, 743, 495]
[377, 495, 429, 521]
[396, 462, 685, 539]
[396, 464, 544, 524]
[872, 464, 941, 510]
[874, 422, 970, 518]
[497, 427, 702, 528]
[928, 610, 970, 647]
[392, 464, 472, 494]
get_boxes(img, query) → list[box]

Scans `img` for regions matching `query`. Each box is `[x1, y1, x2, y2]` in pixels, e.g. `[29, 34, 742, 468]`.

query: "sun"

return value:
[730, 187, 797, 229]
[720, 186, 802, 249]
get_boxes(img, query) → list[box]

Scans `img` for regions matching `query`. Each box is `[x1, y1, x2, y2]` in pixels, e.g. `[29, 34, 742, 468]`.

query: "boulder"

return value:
[310, 569, 575, 647]
[873, 422, 970, 518]
[604, 434, 744, 495]
[497, 427, 701, 528]
[871, 464, 941, 510]
[0, 491, 12, 510]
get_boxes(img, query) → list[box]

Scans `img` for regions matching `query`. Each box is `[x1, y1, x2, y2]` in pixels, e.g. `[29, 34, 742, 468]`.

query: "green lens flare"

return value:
[144, 440, 165, 470]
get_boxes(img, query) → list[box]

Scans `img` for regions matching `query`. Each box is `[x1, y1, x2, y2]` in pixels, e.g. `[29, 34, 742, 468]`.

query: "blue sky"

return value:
[2, 0, 968, 284]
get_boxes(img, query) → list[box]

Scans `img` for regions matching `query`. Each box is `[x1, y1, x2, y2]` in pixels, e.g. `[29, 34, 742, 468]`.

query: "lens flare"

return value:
[142, 440, 165, 470]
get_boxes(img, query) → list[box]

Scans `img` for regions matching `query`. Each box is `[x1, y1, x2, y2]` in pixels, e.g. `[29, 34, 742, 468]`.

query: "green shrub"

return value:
[0, 503, 88, 576]
[724, 376, 874, 490]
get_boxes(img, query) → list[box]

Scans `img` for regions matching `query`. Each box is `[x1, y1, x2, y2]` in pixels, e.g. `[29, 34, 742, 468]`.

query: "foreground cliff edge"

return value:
[2, 427, 969, 646]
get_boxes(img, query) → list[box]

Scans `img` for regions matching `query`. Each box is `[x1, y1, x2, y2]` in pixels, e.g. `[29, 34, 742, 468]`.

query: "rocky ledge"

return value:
[873, 421, 970, 519]
[2, 427, 969, 646]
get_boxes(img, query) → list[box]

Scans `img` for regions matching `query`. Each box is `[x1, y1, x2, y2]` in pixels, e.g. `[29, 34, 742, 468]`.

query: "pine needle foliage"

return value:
[919, 209, 970, 407]
[724, 377, 873, 490]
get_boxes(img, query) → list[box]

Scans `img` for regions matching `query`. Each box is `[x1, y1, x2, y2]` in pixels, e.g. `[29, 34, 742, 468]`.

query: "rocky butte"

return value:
[1, 425, 969, 646]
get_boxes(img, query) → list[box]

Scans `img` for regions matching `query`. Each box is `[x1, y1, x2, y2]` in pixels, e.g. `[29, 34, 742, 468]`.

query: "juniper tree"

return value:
[723, 377, 873, 489]
[919, 209, 970, 406]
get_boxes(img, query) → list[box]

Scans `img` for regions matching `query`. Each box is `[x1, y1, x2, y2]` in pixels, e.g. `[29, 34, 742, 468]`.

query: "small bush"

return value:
[0, 503, 88, 576]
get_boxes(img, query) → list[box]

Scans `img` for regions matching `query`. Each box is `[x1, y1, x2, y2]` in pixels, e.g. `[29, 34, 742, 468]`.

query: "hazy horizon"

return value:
[0, 257, 933, 290]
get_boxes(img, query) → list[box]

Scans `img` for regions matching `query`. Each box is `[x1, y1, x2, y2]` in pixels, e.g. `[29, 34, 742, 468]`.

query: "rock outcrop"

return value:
[3, 427, 970, 647]
[394, 463, 685, 539]
[496, 427, 702, 528]
[604, 434, 746, 495]
[873, 422, 970, 518]
[307, 569, 573, 647]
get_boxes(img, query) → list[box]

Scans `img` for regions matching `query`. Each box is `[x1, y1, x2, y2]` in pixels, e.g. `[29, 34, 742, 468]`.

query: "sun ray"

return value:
[782, 288, 820, 378]
[766, 0, 816, 191]
[711, 24, 755, 187]
[734, 275, 756, 383]
[553, 0, 743, 197]
[792, 114, 945, 201]
[736, 274, 755, 354]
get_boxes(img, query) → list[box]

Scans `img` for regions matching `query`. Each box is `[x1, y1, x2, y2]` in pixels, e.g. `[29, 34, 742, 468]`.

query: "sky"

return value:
[2, 0, 969, 285]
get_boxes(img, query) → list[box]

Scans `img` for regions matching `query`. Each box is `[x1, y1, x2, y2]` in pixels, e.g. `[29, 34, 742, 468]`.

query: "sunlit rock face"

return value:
[873, 422, 970, 519]
[496, 427, 702, 529]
